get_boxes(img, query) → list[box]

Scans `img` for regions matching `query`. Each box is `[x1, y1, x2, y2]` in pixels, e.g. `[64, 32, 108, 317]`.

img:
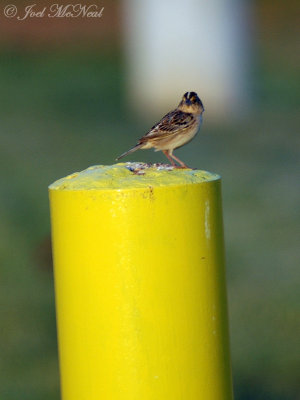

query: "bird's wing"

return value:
[139, 110, 195, 143]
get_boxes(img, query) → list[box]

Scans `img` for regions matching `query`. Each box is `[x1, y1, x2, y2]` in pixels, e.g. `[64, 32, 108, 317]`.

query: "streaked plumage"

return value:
[116, 91, 204, 168]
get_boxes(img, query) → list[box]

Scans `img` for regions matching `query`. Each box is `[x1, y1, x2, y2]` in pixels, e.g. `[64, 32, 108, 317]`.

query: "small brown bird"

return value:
[116, 91, 204, 168]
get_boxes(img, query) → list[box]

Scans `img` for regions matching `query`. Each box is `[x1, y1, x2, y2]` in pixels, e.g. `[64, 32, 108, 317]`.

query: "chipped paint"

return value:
[49, 162, 220, 191]
[205, 200, 211, 240]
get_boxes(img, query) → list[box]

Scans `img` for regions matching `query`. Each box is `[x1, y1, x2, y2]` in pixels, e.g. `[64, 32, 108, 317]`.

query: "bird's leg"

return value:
[163, 150, 176, 167]
[169, 152, 190, 169]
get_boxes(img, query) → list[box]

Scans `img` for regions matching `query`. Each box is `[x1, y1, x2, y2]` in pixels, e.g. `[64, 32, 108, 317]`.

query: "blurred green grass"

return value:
[0, 48, 299, 399]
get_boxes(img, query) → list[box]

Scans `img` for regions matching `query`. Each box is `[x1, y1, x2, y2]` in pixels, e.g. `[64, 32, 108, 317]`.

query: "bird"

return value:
[116, 91, 204, 168]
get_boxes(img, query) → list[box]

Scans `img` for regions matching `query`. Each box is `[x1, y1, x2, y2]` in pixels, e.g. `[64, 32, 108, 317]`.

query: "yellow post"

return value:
[49, 163, 233, 400]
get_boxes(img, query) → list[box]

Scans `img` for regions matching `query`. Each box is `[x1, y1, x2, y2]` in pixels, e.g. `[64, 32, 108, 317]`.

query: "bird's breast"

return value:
[170, 116, 202, 150]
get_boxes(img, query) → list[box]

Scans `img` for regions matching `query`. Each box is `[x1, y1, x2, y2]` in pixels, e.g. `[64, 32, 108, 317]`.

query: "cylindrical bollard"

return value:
[49, 163, 233, 400]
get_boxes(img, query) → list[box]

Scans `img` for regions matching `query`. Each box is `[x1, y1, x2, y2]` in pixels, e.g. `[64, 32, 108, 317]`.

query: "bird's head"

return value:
[178, 92, 204, 115]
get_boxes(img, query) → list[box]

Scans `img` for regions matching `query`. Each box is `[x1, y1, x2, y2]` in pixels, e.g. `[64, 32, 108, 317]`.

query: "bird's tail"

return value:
[116, 144, 142, 161]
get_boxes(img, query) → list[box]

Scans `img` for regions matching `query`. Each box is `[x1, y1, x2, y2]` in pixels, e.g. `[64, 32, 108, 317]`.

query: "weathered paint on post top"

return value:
[49, 163, 233, 400]
[49, 163, 220, 190]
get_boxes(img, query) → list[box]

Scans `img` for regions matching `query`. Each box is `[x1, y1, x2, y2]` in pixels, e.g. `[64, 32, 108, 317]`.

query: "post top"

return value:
[49, 163, 220, 191]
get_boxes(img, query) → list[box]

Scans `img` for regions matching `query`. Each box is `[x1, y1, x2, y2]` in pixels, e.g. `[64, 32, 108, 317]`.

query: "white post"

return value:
[123, 0, 251, 119]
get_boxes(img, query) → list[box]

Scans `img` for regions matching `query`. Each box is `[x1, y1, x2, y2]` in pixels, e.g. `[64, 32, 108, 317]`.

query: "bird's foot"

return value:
[174, 165, 191, 169]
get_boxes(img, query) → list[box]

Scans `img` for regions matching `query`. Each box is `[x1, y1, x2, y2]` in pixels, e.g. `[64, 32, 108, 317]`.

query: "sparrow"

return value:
[116, 91, 204, 168]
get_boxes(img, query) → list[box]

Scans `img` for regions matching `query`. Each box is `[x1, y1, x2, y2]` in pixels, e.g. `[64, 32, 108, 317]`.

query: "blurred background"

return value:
[0, 0, 299, 399]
